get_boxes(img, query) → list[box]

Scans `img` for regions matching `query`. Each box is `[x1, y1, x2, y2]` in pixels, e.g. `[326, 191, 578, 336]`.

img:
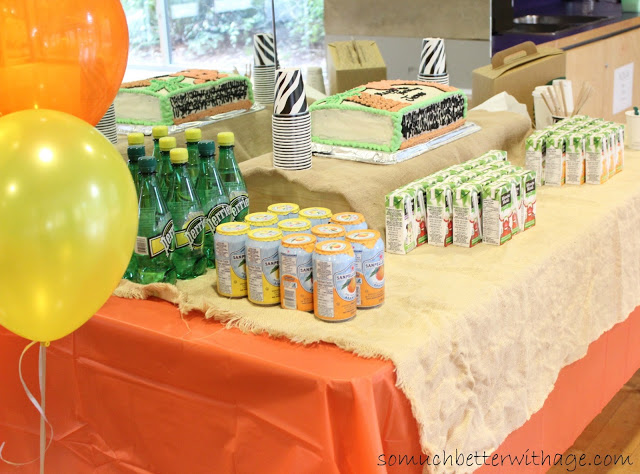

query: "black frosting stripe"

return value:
[400, 94, 466, 139]
[169, 81, 249, 119]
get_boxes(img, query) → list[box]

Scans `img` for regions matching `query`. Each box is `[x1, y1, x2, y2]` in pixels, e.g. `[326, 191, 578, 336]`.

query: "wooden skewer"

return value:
[572, 82, 592, 116]
[541, 90, 556, 116]
[559, 83, 569, 117]
[554, 83, 565, 117]
[546, 88, 560, 116]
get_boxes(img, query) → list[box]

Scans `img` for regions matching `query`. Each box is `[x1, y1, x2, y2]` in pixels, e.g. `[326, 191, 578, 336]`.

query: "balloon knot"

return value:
[41, 342, 50, 347]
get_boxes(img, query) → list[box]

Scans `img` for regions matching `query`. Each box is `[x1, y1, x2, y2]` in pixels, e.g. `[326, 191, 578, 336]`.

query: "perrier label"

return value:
[206, 202, 233, 234]
[229, 191, 249, 222]
[175, 212, 206, 250]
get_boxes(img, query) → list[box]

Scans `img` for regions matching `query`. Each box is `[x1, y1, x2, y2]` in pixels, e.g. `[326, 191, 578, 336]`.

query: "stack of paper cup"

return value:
[272, 68, 311, 170]
[253, 33, 277, 104]
[95, 103, 117, 144]
[417, 38, 449, 85]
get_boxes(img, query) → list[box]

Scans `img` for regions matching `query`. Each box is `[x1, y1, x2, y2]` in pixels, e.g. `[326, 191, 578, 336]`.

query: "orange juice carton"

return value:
[481, 181, 513, 246]
[385, 187, 422, 254]
[525, 130, 549, 186]
[544, 133, 567, 186]
[453, 182, 483, 248]
[605, 123, 625, 174]
[482, 149, 508, 162]
[514, 169, 537, 231]
[602, 124, 622, 177]
[565, 133, 586, 185]
[584, 131, 609, 184]
[495, 175, 521, 235]
[426, 181, 456, 247]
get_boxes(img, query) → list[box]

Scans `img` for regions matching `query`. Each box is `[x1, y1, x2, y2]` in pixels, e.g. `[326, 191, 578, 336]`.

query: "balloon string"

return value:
[0, 341, 54, 466]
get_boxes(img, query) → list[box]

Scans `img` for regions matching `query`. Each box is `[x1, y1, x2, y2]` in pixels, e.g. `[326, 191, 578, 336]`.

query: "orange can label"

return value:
[357, 250, 384, 307]
[313, 256, 356, 321]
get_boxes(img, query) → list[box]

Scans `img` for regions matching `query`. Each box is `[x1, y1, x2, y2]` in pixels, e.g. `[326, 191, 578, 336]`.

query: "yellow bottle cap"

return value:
[170, 148, 188, 164]
[185, 128, 202, 142]
[159, 136, 176, 151]
[315, 240, 354, 256]
[248, 228, 282, 242]
[127, 132, 144, 146]
[268, 202, 300, 216]
[217, 222, 250, 235]
[217, 132, 235, 146]
[152, 126, 168, 139]
[244, 212, 278, 227]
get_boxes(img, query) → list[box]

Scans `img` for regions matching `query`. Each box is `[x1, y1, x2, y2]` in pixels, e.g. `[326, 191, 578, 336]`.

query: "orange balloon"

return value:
[0, 0, 129, 125]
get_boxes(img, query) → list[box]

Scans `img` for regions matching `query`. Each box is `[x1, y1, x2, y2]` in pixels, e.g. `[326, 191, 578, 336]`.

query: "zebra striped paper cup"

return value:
[254, 33, 276, 66]
[274, 68, 308, 116]
[419, 38, 447, 76]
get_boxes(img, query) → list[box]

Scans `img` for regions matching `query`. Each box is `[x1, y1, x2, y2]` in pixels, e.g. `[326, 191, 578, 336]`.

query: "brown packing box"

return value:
[472, 41, 565, 118]
[327, 40, 387, 95]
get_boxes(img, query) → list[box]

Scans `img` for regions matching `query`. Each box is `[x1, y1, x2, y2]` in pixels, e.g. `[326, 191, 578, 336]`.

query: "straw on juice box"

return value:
[565, 133, 586, 185]
[545, 133, 567, 186]
[584, 131, 609, 185]
[427, 182, 456, 247]
[481, 181, 513, 246]
[385, 189, 419, 254]
[525, 131, 548, 186]
[514, 169, 537, 231]
[453, 182, 483, 248]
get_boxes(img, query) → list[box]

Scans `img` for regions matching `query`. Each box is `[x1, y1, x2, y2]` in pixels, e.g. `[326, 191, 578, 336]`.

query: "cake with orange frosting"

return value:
[309, 80, 467, 152]
[115, 69, 253, 126]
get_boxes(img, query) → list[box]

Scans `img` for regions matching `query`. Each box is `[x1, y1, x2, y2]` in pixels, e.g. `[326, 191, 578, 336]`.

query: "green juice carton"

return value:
[401, 181, 428, 246]
[385, 188, 419, 254]
[514, 169, 537, 231]
[453, 182, 483, 248]
[565, 133, 586, 185]
[458, 169, 481, 181]
[601, 125, 619, 178]
[607, 123, 625, 174]
[525, 131, 548, 186]
[466, 156, 489, 168]
[495, 175, 521, 235]
[426, 182, 456, 247]
[481, 181, 513, 246]
[584, 131, 609, 184]
[545, 133, 567, 186]
[482, 150, 508, 162]
[444, 174, 469, 186]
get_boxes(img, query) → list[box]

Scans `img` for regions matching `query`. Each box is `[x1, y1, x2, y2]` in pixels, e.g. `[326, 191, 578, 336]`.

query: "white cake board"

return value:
[311, 122, 481, 165]
[116, 103, 267, 136]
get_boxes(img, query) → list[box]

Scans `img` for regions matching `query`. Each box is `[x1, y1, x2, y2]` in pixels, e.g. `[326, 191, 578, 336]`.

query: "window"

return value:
[121, 0, 325, 76]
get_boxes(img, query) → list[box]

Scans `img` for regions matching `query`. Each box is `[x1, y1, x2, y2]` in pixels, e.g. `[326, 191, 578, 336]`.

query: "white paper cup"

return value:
[626, 110, 640, 150]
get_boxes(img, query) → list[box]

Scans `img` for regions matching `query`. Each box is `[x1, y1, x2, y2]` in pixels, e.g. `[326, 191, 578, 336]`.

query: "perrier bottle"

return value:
[134, 156, 177, 284]
[217, 132, 249, 221]
[185, 128, 202, 183]
[158, 136, 176, 197]
[152, 126, 168, 163]
[195, 140, 232, 268]
[166, 148, 207, 279]
[123, 138, 146, 280]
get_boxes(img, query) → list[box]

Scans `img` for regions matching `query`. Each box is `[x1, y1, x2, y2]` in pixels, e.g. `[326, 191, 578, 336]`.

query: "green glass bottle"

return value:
[217, 132, 249, 221]
[166, 148, 207, 279]
[152, 125, 168, 164]
[195, 140, 232, 268]
[123, 140, 146, 280]
[158, 136, 176, 198]
[185, 128, 202, 183]
[135, 157, 177, 284]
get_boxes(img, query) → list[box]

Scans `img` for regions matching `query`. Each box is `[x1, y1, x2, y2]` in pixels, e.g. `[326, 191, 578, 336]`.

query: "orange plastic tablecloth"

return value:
[1, 297, 639, 474]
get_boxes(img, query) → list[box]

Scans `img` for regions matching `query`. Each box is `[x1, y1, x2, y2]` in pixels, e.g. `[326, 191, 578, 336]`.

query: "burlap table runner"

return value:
[115, 121, 640, 471]
[240, 110, 531, 236]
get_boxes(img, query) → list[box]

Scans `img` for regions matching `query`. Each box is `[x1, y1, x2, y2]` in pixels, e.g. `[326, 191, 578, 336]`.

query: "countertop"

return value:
[492, 1, 640, 54]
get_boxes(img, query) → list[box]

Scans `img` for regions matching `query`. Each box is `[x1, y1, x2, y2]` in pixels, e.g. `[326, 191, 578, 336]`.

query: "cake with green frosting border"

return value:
[115, 69, 254, 126]
[309, 80, 467, 152]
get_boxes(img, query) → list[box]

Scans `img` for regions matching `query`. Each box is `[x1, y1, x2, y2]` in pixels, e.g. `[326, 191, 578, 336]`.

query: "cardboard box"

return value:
[472, 41, 565, 118]
[326, 40, 387, 95]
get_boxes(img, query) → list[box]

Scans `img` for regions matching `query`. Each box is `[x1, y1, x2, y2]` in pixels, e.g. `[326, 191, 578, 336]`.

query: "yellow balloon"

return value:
[0, 109, 137, 342]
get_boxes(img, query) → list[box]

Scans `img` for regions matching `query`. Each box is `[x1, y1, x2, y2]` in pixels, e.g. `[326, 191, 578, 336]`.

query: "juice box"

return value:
[495, 176, 521, 235]
[584, 132, 609, 184]
[466, 157, 489, 168]
[607, 123, 625, 174]
[385, 189, 419, 254]
[458, 169, 481, 180]
[401, 182, 428, 246]
[486, 161, 509, 170]
[485, 169, 509, 181]
[482, 150, 508, 162]
[426, 182, 455, 247]
[503, 165, 524, 174]
[453, 182, 483, 248]
[481, 181, 513, 246]
[514, 169, 537, 231]
[444, 174, 469, 186]
[525, 131, 548, 186]
[602, 125, 622, 178]
[544, 133, 567, 186]
[565, 133, 586, 185]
